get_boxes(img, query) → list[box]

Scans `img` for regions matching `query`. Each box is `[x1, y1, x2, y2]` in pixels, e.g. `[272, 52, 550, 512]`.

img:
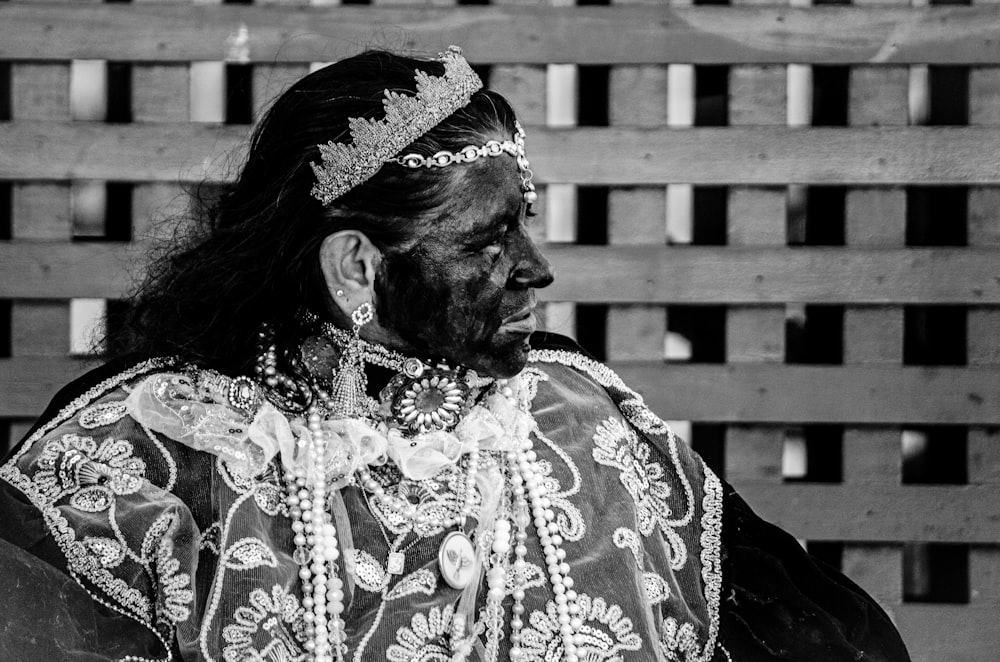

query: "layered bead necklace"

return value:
[257, 322, 583, 662]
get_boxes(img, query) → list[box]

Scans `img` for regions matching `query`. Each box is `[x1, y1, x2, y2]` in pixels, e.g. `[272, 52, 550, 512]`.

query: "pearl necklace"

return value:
[263, 327, 583, 661]
[283, 405, 346, 662]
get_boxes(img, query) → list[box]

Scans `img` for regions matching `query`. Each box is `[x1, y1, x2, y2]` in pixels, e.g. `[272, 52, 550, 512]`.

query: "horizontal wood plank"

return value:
[733, 481, 1000, 543]
[4, 358, 998, 424]
[2, 241, 996, 304]
[1, 4, 999, 65]
[895, 604, 1000, 662]
[4, 122, 1000, 185]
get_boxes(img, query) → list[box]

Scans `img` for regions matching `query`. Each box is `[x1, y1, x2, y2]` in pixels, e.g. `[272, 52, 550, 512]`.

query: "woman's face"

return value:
[375, 155, 554, 378]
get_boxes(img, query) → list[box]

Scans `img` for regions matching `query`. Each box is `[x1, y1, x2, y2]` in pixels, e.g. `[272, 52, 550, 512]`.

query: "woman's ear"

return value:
[319, 230, 381, 319]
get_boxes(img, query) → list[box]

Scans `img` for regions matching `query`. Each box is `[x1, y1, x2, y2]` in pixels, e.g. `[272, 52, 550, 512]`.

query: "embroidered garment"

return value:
[0, 336, 909, 661]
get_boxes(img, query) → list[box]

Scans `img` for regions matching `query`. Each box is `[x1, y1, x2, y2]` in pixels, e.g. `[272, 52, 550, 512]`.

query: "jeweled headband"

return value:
[310, 46, 537, 206]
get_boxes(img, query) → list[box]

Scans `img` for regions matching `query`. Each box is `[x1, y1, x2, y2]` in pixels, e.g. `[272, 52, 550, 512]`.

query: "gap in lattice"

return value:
[904, 543, 969, 603]
[0, 424, 11, 459]
[666, 305, 726, 363]
[695, 66, 728, 127]
[106, 62, 132, 124]
[576, 187, 608, 245]
[226, 64, 253, 126]
[72, 183, 133, 241]
[788, 186, 846, 247]
[574, 305, 607, 362]
[458, 0, 491, 4]
[902, 426, 968, 484]
[693, 0, 729, 5]
[783, 425, 843, 483]
[577, 65, 609, 127]
[0, 182, 10, 240]
[903, 306, 967, 366]
[805, 541, 844, 571]
[811, 66, 849, 127]
[692, 187, 727, 246]
[470, 65, 491, 88]
[691, 423, 725, 478]
[906, 187, 968, 246]
[928, 66, 969, 126]
[786, 305, 843, 364]
[0, 62, 10, 121]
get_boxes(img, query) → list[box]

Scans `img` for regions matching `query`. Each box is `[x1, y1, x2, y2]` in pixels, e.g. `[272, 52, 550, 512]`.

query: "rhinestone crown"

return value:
[309, 46, 483, 206]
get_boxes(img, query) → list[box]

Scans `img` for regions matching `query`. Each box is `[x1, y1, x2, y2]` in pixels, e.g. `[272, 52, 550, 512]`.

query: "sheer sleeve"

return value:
[0, 360, 205, 661]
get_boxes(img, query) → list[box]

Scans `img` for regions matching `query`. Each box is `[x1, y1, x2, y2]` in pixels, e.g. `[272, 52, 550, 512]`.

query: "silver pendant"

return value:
[387, 551, 405, 575]
[438, 531, 476, 590]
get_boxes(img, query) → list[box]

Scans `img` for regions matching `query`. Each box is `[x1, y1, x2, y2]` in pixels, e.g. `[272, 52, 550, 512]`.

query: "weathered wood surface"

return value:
[1, 4, 1000, 65]
[3, 241, 996, 304]
[894, 604, 999, 662]
[4, 357, 998, 424]
[4, 121, 1000, 185]
[732, 481, 1000, 543]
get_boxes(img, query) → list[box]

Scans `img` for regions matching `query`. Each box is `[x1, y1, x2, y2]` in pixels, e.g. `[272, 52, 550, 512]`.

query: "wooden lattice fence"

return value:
[1, 1, 999, 660]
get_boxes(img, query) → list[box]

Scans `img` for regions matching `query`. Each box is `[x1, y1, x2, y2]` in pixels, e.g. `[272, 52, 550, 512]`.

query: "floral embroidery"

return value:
[613, 527, 642, 567]
[520, 593, 643, 661]
[82, 536, 126, 568]
[643, 572, 671, 604]
[386, 569, 436, 601]
[657, 468, 724, 662]
[385, 603, 455, 662]
[223, 537, 279, 572]
[349, 549, 389, 592]
[222, 585, 305, 662]
[155, 537, 194, 626]
[593, 418, 672, 537]
[79, 401, 128, 429]
[33, 433, 146, 505]
[199, 522, 222, 555]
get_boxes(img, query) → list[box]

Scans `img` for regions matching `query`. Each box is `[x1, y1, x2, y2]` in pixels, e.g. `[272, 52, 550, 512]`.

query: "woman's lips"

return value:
[500, 308, 537, 334]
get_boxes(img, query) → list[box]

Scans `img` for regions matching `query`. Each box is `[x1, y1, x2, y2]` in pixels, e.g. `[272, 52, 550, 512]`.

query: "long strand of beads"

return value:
[482, 516, 513, 661]
[295, 407, 346, 662]
[515, 437, 582, 662]
[506, 452, 532, 661]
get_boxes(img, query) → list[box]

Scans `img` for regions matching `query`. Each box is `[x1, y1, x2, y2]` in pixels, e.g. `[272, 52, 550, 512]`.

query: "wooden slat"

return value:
[725, 56, 789, 484]
[4, 242, 998, 304]
[6, 122, 1000, 185]
[5, 358, 998, 424]
[967, 66, 1000, 609]
[607, 59, 667, 361]
[731, 481, 1000, 543]
[2, 5, 1000, 65]
[894, 604, 999, 662]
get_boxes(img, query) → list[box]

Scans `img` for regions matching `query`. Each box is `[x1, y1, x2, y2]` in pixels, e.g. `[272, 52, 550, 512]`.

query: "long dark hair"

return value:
[107, 50, 518, 375]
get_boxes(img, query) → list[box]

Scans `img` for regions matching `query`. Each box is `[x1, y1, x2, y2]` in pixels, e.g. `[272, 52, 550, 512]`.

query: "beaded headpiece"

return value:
[310, 46, 483, 206]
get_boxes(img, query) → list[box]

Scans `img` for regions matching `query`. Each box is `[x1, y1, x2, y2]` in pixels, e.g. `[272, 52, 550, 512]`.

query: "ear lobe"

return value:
[319, 231, 381, 314]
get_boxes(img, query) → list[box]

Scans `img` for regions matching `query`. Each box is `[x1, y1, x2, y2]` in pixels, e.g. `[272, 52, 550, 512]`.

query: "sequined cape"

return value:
[0, 334, 910, 661]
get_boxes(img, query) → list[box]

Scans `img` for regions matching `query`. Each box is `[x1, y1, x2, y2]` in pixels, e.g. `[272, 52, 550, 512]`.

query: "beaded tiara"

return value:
[309, 46, 484, 206]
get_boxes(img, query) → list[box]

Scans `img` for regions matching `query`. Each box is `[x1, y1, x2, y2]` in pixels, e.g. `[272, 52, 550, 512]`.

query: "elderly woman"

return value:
[0, 48, 908, 662]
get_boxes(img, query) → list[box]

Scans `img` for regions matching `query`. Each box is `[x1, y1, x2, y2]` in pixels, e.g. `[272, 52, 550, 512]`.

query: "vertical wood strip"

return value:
[841, 65, 907, 612]
[725, 60, 787, 483]
[8, 19, 77, 443]
[607, 63, 666, 361]
[967, 55, 1000, 606]
[133, 62, 191, 242]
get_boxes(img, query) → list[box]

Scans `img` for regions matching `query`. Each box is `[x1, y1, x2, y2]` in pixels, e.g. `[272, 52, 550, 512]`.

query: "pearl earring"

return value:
[335, 289, 345, 298]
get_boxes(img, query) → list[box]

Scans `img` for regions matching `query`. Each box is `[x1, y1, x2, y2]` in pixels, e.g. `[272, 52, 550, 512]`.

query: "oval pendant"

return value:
[438, 531, 476, 590]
